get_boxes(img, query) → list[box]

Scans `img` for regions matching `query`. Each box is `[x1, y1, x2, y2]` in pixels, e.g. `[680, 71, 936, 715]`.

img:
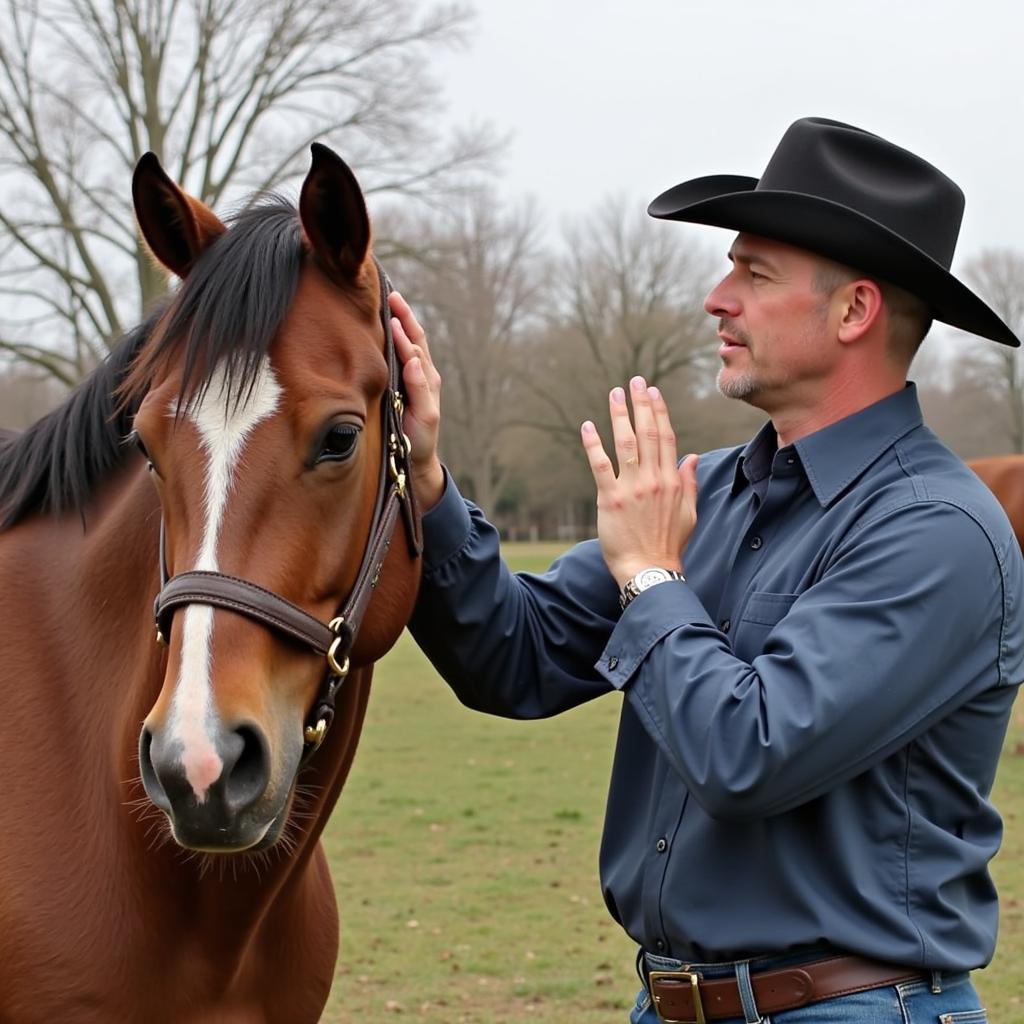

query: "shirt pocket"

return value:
[730, 590, 799, 662]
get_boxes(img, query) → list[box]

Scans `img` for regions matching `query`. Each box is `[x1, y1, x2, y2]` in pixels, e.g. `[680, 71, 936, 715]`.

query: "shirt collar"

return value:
[731, 421, 777, 496]
[731, 384, 924, 507]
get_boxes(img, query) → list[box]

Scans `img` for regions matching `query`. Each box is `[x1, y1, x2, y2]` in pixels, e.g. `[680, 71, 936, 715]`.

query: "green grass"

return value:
[323, 543, 1024, 1022]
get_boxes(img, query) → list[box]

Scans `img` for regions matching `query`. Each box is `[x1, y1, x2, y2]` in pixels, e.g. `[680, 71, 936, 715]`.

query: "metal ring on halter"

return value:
[327, 616, 351, 678]
[387, 433, 409, 500]
[303, 718, 328, 748]
[388, 457, 407, 500]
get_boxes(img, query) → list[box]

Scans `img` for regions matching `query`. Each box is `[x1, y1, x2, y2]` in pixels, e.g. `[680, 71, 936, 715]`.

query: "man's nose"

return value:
[704, 276, 740, 319]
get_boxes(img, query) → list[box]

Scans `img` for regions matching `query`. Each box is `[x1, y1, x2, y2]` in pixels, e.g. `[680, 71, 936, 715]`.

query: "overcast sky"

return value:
[433, 0, 1023, 271]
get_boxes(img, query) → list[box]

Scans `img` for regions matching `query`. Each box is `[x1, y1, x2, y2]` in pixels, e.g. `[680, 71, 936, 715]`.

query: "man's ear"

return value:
[132, 152, 226, 279]
[299, 143, 372, 284]
[836, 279, 885, 345]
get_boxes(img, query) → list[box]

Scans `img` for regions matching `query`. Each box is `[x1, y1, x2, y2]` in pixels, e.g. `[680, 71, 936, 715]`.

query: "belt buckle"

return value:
[649, 969, 706, 1024]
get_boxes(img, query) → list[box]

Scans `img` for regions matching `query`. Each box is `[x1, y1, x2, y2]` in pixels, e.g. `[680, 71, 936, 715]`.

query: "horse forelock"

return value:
[121, 195, 305, 417]
[123, 196, 383, 412]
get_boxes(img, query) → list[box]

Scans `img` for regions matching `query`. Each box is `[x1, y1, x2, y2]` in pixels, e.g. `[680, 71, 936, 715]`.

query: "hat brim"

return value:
[648, 175, 1019, 347]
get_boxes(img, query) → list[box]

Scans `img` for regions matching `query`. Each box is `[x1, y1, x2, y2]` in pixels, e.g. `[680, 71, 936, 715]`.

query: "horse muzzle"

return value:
[139, 719, 291, 851]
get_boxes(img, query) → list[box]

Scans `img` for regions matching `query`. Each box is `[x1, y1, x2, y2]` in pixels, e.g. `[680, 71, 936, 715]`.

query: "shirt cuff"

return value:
[420, 467, 474, 576]
[595, 580, 714, 689]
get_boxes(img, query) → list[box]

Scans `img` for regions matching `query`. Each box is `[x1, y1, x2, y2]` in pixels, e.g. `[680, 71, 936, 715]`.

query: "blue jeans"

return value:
[630, 950, 987, 1023]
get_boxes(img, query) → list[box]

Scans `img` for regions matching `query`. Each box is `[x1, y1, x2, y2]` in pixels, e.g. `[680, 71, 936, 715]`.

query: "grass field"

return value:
[323, 543, 1024, 1022]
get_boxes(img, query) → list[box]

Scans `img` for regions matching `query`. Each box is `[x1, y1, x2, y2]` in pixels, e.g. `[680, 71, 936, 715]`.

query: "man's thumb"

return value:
[678, 453, 699, 495]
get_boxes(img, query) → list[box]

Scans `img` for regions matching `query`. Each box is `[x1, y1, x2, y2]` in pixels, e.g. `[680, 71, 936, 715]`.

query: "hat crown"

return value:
[758, 118, 964, 270]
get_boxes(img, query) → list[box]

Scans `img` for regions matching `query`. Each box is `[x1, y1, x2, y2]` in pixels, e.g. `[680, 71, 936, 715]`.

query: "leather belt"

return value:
[647, 954, 926, 1023]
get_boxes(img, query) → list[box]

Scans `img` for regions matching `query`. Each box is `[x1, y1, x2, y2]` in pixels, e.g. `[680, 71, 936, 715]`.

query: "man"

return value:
[388, 117, 1023, 1023]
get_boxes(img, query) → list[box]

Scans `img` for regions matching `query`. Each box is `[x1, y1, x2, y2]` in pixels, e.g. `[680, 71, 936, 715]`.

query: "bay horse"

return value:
[969, 455, 1024, 551]
[0, 144, 421, 1022]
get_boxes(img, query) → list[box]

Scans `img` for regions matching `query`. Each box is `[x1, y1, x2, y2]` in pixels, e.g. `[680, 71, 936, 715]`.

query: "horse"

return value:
[0, 144, 422, 1022]
[969, 455, 1024, 550]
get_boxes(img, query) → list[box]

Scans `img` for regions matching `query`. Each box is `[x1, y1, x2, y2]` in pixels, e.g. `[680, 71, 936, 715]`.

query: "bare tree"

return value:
[962, 248, 1024, 452]
[390, 191, 547, 511]
[521, 199, 717, 442]
[0, 0, 497, 385]
[0, 360, 65, 427]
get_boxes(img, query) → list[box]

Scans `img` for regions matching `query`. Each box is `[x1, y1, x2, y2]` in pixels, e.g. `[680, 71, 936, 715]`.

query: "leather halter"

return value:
[152, 259, 423, 764]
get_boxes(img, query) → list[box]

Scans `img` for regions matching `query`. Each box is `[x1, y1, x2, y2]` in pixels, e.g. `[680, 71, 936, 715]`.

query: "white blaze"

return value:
[168, 360, 282, 801]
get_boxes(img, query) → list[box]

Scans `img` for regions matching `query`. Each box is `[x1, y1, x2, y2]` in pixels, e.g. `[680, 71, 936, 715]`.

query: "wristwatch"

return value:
[619, 567, 686, 609]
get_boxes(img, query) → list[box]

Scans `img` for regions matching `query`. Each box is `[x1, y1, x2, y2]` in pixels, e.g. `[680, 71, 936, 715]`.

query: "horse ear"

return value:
[132, 152, 226, 279]
[299, 143, 371, 282]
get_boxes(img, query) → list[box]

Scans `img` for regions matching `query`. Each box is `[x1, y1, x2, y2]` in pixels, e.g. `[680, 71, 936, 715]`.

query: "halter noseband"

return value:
[152, 259, 423, 765]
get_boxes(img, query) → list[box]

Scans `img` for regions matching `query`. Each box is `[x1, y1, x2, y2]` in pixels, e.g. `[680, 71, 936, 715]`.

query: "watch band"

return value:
[619, 567, 686, 609]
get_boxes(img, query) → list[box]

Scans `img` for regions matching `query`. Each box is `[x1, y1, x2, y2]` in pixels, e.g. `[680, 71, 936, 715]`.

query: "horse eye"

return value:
[316, 425, 360, 464]
[129, 430, 156, 472]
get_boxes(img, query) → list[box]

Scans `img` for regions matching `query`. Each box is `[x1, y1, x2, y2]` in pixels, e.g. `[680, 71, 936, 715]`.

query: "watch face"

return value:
[637, 568, 672, 590]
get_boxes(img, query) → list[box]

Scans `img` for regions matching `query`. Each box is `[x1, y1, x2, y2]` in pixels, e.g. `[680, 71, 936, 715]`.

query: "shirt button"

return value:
[749, 535, 763, 550]
[720, 618, 731, 634]
[655, 939, 666, 952]
[608, 656, 619, 670]
[656, 837, 668, 853]
[786, 456, 796, 465]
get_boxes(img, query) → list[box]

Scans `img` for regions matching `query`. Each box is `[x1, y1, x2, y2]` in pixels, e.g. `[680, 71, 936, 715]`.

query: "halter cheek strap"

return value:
[152, 259, 422, 765]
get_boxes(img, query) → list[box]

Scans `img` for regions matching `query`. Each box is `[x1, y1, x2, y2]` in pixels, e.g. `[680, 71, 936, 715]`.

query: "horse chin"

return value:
[170, 813, 279, 854]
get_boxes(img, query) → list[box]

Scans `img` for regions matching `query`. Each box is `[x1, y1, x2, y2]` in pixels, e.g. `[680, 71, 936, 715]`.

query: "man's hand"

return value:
[580, 376, 698, 589]
[389, 291, 445, 511]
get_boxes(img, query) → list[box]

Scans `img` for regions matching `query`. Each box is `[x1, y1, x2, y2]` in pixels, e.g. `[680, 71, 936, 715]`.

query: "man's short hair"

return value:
[812, 259, 933, 366]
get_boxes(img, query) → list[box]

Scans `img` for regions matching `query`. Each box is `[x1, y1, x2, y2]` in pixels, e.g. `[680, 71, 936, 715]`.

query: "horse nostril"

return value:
[138, 726, 172, 812]
[221, 725, 270, 816]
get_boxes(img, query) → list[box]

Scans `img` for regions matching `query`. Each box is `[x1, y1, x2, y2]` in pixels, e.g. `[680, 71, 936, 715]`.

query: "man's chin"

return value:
[716, 368, 760, 401]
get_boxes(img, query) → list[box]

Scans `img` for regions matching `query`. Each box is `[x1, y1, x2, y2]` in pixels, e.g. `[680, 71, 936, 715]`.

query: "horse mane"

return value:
[0, 315, 157, 531]
[0, 196, 306, 531]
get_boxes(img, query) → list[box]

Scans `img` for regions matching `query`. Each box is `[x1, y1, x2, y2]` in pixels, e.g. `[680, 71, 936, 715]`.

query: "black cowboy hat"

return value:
[648, 117, 1019, 347]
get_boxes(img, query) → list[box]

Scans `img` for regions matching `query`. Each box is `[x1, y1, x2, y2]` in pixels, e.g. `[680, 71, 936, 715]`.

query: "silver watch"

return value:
[619, 567, 685, 609]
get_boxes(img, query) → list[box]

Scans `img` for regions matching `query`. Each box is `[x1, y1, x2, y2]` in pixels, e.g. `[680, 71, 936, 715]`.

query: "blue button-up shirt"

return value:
[408, 384, 1023, 969]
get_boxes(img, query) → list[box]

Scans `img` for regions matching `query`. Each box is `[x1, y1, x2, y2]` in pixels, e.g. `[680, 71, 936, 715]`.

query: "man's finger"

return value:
[391, 312, 416, 359]
[678, 453, 699, 503]
[392, 315, 437, 385]
[389, 292, 439, 376]
[402, 356, 434, 408]
[581, 421, 616, 484]
[649, 386, 680, 463]
[388, 291, 425, 344]
[630, 376, 660, 471]
[608, 386, 638, 474]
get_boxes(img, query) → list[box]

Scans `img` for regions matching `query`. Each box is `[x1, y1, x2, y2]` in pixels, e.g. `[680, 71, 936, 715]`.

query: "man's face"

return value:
[704, 234, 838, 411]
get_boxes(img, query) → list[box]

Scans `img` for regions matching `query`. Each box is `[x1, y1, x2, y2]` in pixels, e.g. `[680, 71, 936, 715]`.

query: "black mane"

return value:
[0, 196, 304, 531]
[0, 315, 156, 530]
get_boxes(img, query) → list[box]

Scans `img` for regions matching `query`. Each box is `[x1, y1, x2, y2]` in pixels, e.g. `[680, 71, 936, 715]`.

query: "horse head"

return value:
[129, 145, 421, 852]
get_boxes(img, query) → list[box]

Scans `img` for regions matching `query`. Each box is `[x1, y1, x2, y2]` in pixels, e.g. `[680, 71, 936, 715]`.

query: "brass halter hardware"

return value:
[303, 718, 328, 749]
[326, 616, 351, 678]
[388, 431, 411, 500]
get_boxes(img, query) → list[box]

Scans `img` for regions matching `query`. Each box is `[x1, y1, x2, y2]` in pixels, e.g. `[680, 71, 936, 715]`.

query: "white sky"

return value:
[433, 0, 1024, 271]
